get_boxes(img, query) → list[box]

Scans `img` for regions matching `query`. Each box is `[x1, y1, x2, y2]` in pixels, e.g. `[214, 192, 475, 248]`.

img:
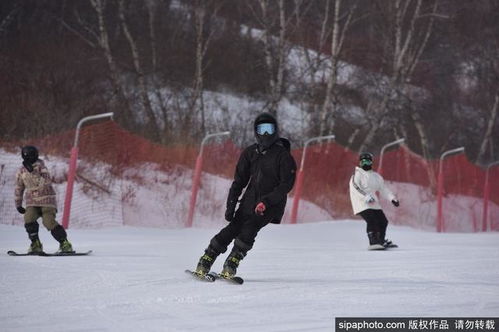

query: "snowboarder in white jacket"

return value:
[349, 152, 399, 250]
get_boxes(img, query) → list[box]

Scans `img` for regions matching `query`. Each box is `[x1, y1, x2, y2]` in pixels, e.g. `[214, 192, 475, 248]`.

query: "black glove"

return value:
[391, 200, 400, 207]
[224, 199, 237, 222]
[23, 161, 34, 172]
[17, 206, 26, 214]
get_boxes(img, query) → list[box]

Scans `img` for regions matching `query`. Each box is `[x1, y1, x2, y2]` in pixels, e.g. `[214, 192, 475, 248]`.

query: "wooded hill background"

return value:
[0, 0, 497, 165]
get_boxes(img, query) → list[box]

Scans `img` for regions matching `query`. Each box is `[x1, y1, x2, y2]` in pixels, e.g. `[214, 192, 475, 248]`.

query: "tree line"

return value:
[0, 0, 497, 165]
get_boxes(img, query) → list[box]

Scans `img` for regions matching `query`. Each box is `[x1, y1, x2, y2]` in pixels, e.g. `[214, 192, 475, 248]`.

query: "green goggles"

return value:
[360, 159, 373, 167]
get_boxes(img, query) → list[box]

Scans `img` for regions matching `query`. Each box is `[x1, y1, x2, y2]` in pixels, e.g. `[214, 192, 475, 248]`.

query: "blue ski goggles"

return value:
[256, 123, 276, 135]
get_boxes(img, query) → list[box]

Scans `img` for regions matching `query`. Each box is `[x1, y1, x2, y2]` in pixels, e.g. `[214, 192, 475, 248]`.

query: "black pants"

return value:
[210, 213, 269, 255]
[358, 209, 389, 239]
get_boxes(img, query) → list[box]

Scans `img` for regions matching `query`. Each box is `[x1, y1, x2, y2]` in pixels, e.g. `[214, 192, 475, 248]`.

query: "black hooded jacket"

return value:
[226, 138, 297, 224]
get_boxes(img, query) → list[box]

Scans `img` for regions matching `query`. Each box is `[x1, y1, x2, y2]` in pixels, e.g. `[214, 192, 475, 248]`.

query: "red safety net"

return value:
[437, 154, 484, 232]
[376, 145, 437, 230]
[1, 121, 497, 232]
[290, 142, 357, 222]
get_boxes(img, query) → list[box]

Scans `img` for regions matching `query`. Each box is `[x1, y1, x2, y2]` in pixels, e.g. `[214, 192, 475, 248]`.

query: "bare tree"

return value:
[118, 0, 161, 140]
[476, 90, 499, 164]
[0, 3, 21, 36]
[146, 0, 159, 72]
[88, 0, 133, 126]
[319, 0, 357, 136]
[293, 0, 328, 88]
[146, 0, 166, 139]
[248, 0, 289, 116]
[474, 12, 499, 164]
[446, 1, 499, 164]
[189, 0, 223, 135]
[358, 0, 439, 154]
[477, 89, 499, 164]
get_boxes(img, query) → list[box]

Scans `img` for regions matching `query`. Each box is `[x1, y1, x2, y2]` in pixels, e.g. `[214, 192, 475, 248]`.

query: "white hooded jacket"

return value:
[349, 166, 397, 215]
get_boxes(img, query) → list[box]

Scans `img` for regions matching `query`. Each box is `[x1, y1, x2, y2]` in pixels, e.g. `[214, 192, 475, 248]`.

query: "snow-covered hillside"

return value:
[0, 149, 331, 228]
[1, 221, 498, 332]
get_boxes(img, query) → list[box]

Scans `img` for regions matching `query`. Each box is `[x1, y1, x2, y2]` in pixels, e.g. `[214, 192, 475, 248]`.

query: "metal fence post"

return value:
[436, 147, 464, 232]
[62, 112, 113, 229]
[482, 161, 499, 232]
[186, 131, 230, 227]
[290, 134, 335, 224]
[378, 138, 405, 176]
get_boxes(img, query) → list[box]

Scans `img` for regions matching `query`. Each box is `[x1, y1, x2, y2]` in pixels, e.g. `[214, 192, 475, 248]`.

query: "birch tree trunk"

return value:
[319, 0, 357, 136]
[146, 0, 171, 142]
[357, 90, 394, 152]
[274, 0, 286, 114]
[477, 90, 499, 164]
[0, 4, 20, 35]
[258, 0, 287, 116]
[294, 0, 330, 88]
[358, 0, 438, 152]
[118, 0, 161, 141]
[146, 0, 158, 72]
[190, 0, 220, 136]
[193, 2, 206, 135]
[411, 108, 437, 189]
[90, 0, 132, 126]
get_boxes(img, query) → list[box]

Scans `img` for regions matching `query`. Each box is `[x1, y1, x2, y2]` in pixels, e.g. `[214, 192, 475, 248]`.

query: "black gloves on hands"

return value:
[23, 161, 34, 172]
[17, 206, 26, 214]
[391, 199, 400, 207]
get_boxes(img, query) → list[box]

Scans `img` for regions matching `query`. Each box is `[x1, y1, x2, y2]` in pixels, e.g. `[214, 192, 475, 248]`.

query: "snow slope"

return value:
[1, 221, 498, 332]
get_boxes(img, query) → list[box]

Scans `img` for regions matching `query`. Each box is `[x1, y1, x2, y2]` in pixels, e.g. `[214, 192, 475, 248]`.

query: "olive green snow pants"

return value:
[24, 207, 59, 231]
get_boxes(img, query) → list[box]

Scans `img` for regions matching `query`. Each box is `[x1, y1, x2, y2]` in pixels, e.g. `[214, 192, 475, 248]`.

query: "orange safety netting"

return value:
[0, 121, 497, 232]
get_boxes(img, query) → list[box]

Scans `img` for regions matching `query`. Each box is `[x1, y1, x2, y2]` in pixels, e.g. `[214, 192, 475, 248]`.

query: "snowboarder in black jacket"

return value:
[195, 112, 297, 278]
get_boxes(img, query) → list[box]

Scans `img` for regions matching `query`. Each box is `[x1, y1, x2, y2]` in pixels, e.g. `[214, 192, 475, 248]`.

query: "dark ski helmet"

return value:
[21, 145, 39, 164]
[254, 112, 279, 150]
[359, 152, 373, 170]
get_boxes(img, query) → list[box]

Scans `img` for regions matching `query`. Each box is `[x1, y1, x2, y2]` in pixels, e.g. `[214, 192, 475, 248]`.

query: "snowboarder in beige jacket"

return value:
[15, 146, 73, 254]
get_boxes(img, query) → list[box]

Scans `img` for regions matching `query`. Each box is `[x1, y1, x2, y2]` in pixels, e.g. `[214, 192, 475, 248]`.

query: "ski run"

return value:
[1, 221, 499, 332]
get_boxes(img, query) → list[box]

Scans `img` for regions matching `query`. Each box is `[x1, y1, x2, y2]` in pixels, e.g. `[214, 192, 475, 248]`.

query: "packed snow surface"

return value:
[1, 221, 498, 332]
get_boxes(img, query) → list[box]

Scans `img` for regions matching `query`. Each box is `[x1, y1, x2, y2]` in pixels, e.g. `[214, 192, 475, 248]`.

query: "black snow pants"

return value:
[358, 209, 389, 240]
[209, 213, 270, 255]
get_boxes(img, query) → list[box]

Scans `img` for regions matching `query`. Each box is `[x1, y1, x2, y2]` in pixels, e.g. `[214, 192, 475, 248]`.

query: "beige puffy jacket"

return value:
[15, 159, 57, 209]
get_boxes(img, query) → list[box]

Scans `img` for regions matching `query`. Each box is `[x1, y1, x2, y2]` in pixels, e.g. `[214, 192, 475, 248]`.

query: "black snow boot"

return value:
[380, 229, 398, 248]
[383, 239, 398, 248]
[367, 232, 385, 251]
[221, 248, 245, 278]
[196, 246, 219, 275]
